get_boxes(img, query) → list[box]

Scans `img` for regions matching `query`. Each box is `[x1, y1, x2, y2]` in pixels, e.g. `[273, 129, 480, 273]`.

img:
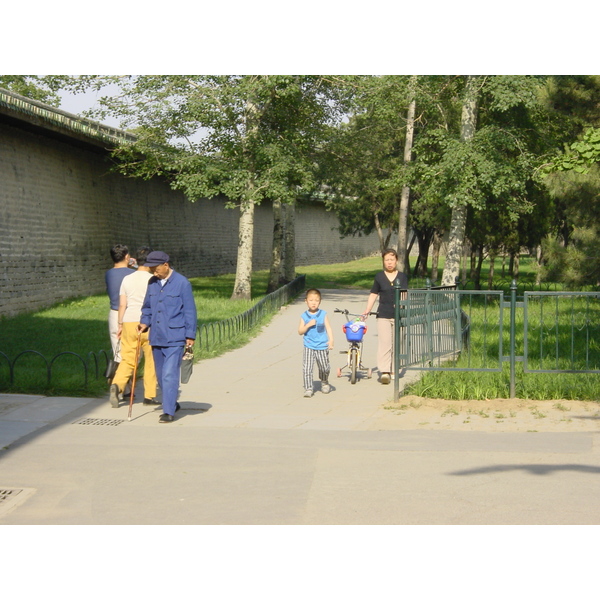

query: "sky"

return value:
[57, 85, 122, 127]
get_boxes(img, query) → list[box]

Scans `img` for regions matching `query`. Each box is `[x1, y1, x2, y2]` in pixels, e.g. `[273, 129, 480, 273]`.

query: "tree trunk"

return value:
[414, 228, 432, 278]
[535, 244, 543, 285]
[232, 98, 260, 301]
[512, 253, 520, 279]
[266, 199, 284, 294]
[473, 245, 484, 290]
[373, 213, 393, 254]
[374, 212, 386, 254]
[431, 231, 443, 284]
[461, 239, 469, 287]
[384, 230, 392, 249]
[283, 200, 296, 283]
[397, 75, 417, 271]
[470, 246, 477, 280]
[231, 199, 255, 300]
[405, 231, 416, 274]
[442, 204, 468, 286]
[441, 76, 479, 287]
[488, 250, 496, 290]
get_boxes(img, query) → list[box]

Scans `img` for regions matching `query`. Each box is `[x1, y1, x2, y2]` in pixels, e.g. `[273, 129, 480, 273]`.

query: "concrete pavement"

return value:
[1, 289, 600, 524]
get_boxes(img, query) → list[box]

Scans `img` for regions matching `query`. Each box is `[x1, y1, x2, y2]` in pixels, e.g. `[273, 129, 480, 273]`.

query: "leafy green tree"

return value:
[440, 75, 479, 286]
[319, 75, 453, 266]
[0, 75, 66, 105]
[539, 76, 600, 286]
[540, 225, 600, 287]
[397, 75, 418, 270]
[408, 190, 451, 280]
[464, 178, 552, 287]
[317, 76, 409, 253]
[67, 75, 348, 299]
[407, 75, 556, 286]
[322, 75, 596, 290]
[541, 164, 600, 286]
[550, 127, 600, 174]
[544, 75, 600, 128]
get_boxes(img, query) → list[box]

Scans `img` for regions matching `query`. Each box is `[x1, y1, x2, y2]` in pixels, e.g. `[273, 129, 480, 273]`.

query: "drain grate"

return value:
[73, 418, 125, 426]
[1, 488, 22, 503]
[0, 487, 35, 517]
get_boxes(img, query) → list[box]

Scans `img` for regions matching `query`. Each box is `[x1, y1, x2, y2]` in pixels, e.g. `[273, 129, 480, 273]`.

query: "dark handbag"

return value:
[180, 345, 194, 384]
[105, 358, 119, 381]
[105, 342, 120, 381]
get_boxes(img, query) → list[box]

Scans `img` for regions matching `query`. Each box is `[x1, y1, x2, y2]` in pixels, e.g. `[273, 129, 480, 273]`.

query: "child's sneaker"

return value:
[321, 383, 331, 394]
[303, 389, 313, 398]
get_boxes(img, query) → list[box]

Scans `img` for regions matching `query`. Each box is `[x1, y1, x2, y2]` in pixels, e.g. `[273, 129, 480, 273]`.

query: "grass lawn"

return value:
[1, 253, 599, 400]
[0, 270, 275, 397]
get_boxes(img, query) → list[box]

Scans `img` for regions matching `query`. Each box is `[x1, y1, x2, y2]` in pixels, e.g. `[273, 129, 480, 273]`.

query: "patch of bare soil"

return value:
[382, 396, 600, 432]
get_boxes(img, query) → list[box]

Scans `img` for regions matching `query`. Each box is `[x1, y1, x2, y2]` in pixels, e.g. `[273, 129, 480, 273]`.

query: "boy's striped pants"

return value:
[303, 347, 330, 391]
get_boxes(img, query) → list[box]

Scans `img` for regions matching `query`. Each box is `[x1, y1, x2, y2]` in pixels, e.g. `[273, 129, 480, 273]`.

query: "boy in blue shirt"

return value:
[298, 288, 334, 397]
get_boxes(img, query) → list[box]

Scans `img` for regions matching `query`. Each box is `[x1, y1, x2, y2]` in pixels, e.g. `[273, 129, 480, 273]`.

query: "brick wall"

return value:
[0, 120, 380, 317]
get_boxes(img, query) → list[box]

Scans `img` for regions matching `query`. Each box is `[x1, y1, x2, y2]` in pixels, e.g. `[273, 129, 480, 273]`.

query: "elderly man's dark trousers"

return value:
[152, 345, 183, 416]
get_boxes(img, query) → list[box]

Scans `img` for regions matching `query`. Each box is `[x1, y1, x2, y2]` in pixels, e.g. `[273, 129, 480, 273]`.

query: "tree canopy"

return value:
[0, 75, 68, 105]
[65, 75, 350, 298]
[11, 73, 600, 291]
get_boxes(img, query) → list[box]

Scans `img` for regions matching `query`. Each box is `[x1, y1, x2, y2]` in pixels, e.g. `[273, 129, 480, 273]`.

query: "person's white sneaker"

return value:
[321, 383, 331, 394]
[303, 389, 313, 398]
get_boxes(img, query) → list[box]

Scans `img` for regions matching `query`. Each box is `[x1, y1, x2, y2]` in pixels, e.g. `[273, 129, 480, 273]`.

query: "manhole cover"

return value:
[0, 487, 36, 517]
[73, 418, 125, 426]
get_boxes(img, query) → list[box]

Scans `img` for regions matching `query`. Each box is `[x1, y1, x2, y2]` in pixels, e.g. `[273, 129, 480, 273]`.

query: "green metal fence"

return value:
[0, 349, 109, 390]
[392, 280, 600, 400]
[196, 275, 306, 353]
[0, 275, 306, 392]
[523, 291, 600, 374]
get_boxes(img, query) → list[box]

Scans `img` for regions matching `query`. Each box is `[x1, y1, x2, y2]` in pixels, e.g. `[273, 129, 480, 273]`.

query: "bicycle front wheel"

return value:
[349, 347, 358, 384]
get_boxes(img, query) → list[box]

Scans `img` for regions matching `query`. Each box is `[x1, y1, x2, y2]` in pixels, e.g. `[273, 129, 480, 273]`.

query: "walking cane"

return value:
[128, 331, 142, 421]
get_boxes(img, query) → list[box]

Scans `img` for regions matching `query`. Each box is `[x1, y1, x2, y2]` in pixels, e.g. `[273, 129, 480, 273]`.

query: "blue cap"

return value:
[145, 251, 170, 266]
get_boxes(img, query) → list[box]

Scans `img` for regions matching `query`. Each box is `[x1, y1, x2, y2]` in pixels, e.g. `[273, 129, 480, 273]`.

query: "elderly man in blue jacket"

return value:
[138, 251, 197, 423]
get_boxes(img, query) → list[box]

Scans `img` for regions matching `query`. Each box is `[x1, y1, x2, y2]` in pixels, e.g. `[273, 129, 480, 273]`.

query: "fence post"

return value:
[423, 278, 433, 365]
[393, 279, 401, 401]
[509, 279, 517, 398]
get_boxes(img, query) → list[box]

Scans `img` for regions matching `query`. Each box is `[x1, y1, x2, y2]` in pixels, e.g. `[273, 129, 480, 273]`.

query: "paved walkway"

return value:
[1, 289, 600, 524]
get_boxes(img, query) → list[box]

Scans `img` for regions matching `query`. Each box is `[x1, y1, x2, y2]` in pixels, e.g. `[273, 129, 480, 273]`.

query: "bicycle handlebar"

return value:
[334, 308, 377, 319]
